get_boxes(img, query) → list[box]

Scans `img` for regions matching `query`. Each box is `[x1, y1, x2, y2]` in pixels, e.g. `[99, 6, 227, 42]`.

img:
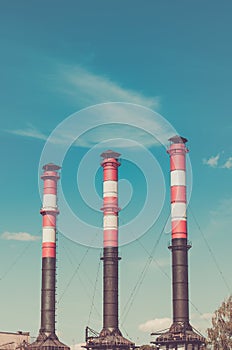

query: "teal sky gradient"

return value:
[0, 0, 232, 346]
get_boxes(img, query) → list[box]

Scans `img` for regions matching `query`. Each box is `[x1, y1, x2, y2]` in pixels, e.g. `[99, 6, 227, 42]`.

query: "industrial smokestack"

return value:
[29, 163, 69, 350]
[85, 150, 135, 350]
[152, 137, 205, 350]
[169, 136, 190, 328]
[101, 150, 121, 334]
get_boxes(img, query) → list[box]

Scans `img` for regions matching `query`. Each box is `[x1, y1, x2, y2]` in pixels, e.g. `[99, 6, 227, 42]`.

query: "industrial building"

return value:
[0, 331, 30, 350]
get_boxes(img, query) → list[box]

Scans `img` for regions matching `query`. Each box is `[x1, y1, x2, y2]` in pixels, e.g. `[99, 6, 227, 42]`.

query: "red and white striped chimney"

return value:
[152, 136, 206, 349]
[101, 150, 121, 249]
[29, 162, 69, 350]
[41, 164, 60, 258]
[85, 151, 135, 350]
[167, 135, 190, 326]
[40, 163, 60, 336]
[100, 150, 121, 333]
[168, 136, 188, 240]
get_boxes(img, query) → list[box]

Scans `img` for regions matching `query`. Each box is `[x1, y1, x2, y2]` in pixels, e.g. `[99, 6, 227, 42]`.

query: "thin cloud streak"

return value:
[6, 66, 178, 149]
[58, 64, 160, 109]
[7, 125, 77, 145]
[6, 125, 47, 141]
[71, 104, 174, 148]
[6, 105, 176, 149]
[1, 231, 40, 242]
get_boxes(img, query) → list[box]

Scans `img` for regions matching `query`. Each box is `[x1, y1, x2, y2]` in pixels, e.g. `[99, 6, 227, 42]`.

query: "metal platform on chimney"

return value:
[84, 327, 136, 350]
[151, 322, 206, 350]
[28, 332, 70, 350]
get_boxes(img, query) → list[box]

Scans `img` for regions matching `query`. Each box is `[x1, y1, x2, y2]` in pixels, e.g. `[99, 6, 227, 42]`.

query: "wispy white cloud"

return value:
[1, 231, 40, 242]
[203, 153, 232, 169]
[7, 125, 47, 141]
[222, 156, 232, 169]
[7, 66, 179, 149]
[6, 125, 77, 145]
[139, 318, 171, 332]
[7, 106, 176, 149]
[69, 104, 175, 148]
[203, 154, 220, 167]
[139, 313, 212, 336]
[58, 65, 160, 109]
[52, 65, 172, 149]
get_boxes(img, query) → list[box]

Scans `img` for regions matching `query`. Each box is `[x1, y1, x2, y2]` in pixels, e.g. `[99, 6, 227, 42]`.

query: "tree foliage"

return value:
[207, 295, 232, 349]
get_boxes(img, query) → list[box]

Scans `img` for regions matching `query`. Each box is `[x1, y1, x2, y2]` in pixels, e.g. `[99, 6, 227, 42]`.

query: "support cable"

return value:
[120, 215, 211, 329]
[59, 237, 101, 318]
[87, 256, 101, 325]
[57, 230, 100, 304]
[120, 325, 134, 342]
[0, 230, 41, 281]
[57, 244, 91, 304]
[59, 237, 95, 290]
[120, 215, 169, 325]
[189, 205, 231, 294]
[136, 237, 170, 281]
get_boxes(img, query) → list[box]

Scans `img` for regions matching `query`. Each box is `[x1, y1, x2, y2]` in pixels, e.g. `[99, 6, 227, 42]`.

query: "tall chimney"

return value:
[152, 137, 205, 350]
[169, 136, 190, 327]
[101, 150, 121, 334]
[29, 163, 69, 350]
[85, 151, 135, 350]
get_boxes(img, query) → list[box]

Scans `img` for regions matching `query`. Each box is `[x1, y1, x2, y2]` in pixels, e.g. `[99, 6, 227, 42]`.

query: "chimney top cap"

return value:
[101, 150, 121, 159]
[42, 163, 61, 171]
[168, 135, 188, 144]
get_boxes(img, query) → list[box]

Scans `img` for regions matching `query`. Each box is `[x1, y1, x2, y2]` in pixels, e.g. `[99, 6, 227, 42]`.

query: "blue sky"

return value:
[0, 0, 232, 347]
